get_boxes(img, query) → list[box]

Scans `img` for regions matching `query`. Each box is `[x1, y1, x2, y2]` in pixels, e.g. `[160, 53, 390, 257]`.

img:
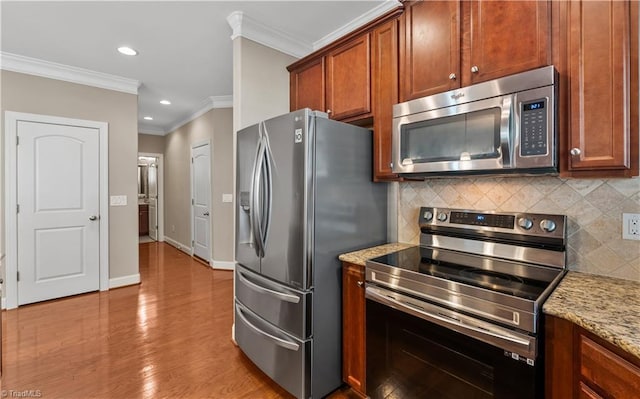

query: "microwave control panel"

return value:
[520, 99, 548, 156]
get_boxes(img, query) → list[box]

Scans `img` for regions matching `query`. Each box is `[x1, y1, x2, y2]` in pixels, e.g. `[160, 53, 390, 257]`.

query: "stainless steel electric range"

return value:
[365, 207, 567, 399]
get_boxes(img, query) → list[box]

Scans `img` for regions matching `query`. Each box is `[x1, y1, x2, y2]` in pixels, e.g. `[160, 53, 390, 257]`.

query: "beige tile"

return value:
[607, 265, 640, 281]
[473, 196, 499, 211]
[605, 198, 640, 217]
[529, 198, 560, 214]
[585, 183, 627, 211]
[568, 229, 600, 254]
[485, 183, 512, 206]
[584, 218, 621, 244]
[586, 246, 626, 272]
[439, 185, 472, 209]
[547, 184, 582, 210]
[565, 179, 604, 196]
[566, 199, 602, 227]
[607, 178, 640, 198]
[456, 181, 485, 205]
[531, 176, 565, 194]
[605, 239, 640, 262]
[416, 185, 438, 204]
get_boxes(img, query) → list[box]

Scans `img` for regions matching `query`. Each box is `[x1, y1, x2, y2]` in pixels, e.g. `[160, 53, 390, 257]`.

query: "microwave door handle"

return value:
[500, 96, 513, 167]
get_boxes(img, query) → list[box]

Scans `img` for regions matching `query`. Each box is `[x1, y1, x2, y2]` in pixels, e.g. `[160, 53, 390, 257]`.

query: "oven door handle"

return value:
[366, 286, 532, 350]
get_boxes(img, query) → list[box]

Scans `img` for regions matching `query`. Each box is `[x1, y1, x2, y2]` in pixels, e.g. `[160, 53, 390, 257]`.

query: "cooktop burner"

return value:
[371, 246, 557, 300]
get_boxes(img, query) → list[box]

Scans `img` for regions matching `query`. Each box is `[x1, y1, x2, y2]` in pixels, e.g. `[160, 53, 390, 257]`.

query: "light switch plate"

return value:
[110, 195, 127, 206]
[222, 194, 233, 203]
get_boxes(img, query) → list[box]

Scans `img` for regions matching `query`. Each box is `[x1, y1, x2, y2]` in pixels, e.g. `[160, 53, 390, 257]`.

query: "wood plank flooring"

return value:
[1, 242, 358, 398]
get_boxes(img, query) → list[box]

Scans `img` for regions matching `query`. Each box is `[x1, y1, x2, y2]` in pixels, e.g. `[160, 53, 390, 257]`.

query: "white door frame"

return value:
[138, 152, 165, 242]
[190, 139, 211, 263]
[4, 111, 109, 309]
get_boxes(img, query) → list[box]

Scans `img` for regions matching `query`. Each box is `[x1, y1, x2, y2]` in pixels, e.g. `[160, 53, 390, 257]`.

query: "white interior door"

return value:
[148, 162, 158, 241]
[192, 143, 211, 261]
[17, 120, 100, 305]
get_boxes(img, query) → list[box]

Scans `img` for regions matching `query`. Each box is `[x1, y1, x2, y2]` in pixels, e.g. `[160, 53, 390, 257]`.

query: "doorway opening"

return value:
[138, 153, 164, 244]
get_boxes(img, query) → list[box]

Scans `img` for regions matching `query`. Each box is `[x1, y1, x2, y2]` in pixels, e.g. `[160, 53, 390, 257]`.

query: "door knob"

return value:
[89, 215, 98, 221]
[204, 211, 210, 216]
[471, 65, 479, 73]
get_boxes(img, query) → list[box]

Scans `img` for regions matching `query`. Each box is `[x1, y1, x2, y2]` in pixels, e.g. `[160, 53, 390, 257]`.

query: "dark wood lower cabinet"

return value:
[342, 262, 366, 397]
[546, 315, 640, 398]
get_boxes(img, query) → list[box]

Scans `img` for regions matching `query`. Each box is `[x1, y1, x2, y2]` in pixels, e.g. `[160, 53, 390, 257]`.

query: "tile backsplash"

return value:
[397, 176, 640, 282]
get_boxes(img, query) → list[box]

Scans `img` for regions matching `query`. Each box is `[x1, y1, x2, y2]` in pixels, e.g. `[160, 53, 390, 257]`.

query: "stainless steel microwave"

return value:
[392, 66, 558, 176]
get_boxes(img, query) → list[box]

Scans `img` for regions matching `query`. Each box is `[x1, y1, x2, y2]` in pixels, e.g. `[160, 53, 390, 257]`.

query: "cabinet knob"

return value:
[471, 65, 479, 73]
[448, 73, 457, 80]
[570, 148, 581, 156]
[389, 162, 393, 168]
[357, 281, 364, 287]
[326, 109, 332, 114]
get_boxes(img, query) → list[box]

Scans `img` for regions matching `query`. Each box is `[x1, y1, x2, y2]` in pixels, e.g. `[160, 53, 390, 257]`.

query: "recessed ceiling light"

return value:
[160, 100, 171, 105]
[143, 116, 153, 120]
[117, 46, 138, 56]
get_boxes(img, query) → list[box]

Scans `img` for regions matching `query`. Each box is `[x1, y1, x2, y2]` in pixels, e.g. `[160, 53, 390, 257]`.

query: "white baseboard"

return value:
[211, 260, 236, 271]
[164, 236, 193, 255]
[109, 274, 141, 289]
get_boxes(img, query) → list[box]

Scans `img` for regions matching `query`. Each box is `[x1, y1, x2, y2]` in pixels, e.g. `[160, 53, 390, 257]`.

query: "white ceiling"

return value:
[1, 1, 396, 134]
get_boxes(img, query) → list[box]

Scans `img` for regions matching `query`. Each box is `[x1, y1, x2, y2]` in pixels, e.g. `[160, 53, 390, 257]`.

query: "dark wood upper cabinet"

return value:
[326, 34, 372, 121]
[462, 0, 551, 86]
[400, 1, 460, 101]
[372, 18, 400, 181]
[289, 57, 325, 113]
[400, 1, 550, 102]
[560, 0, 639, 175]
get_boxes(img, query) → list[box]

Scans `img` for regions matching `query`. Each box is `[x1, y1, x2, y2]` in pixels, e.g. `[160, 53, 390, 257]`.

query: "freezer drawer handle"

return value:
[238, 271, 300, 304]
[237, 305, 300, 351]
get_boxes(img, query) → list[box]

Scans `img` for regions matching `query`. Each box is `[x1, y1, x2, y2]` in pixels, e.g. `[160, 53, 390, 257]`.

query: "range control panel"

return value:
[419, 206, 566, 240]
[520, 99, 548, 156]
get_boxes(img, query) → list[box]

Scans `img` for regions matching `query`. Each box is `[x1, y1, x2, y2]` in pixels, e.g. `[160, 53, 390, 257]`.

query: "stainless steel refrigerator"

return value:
[234, 109, 388, 399]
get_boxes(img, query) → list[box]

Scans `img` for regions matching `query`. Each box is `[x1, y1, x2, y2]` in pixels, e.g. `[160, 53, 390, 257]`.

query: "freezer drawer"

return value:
[235, 264, 311, 339]
[235, 300, 311, 399]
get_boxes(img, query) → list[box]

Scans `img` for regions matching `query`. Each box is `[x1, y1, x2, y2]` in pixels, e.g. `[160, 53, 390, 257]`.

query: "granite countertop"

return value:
[543, 271, 640, 359]
[338, 242, 415, 267]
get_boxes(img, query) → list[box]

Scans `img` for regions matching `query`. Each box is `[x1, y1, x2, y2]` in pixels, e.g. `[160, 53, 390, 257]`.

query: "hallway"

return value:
[1, 242, 339, 398]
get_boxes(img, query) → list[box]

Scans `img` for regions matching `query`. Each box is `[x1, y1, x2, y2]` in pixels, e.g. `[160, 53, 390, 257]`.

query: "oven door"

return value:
[365, 286, 542, 399]
[392, 95, 513, 175]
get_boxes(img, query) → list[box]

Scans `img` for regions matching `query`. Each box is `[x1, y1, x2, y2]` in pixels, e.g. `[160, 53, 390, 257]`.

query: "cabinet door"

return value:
[342, 262, 366, 396]
[463, 0, 550, 86]
[400, 1, 460, 101]
[567, 0, 634, 172]
[326, 34, 371, 120]
[289, 58, 325, 112]
[372, 18, 400, 181]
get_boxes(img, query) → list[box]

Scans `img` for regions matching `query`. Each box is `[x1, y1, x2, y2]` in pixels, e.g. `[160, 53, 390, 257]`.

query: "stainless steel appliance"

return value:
[392, 66, 558, 176]
[234, 109, 388, 399]
[365, 207, 566, 399]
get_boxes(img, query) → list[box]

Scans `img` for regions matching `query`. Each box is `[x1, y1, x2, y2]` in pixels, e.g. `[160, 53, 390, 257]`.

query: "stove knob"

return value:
[437, 212, 448, 222]
[517, 217, 533, 230]
[423, 210, 434, 221]
[540, 219, 557, 233]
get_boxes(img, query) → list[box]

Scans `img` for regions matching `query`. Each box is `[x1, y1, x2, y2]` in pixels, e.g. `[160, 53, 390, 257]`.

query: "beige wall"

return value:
[398, 177, 640, 282]
[1, 70, 139, 288]
[163, 108, 234, 264]
[138, 133, 165, 154]
[232, 37, 296, 131]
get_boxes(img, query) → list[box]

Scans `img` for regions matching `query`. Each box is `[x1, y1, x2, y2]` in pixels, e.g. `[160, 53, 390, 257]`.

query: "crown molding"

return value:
[0, 52, 140, 95]
[313, 1, 402, 50]
[166, 95, 233, 134]
[226, 11, 312, 58]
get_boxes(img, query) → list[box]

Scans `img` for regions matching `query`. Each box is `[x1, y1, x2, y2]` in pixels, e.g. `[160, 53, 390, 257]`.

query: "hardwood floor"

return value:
[1, 242, 358, 398]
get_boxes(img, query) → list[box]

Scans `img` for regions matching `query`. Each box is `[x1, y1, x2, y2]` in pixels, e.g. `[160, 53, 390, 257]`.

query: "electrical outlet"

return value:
[622, 213, 640, 240]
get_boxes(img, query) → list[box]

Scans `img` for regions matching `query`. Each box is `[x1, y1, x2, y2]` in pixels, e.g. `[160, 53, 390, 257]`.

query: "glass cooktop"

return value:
[369, 246, 559, 301]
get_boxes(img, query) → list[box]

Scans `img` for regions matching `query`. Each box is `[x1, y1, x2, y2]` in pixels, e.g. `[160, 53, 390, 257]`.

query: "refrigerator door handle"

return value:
[251, 135, 266, 258]
[261, 122, 273, 249]
[236, 303, 300, 351]
[237, 270, 301, 304]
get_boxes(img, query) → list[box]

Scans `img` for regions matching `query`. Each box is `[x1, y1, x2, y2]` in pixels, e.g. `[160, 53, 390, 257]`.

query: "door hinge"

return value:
[191, 157, 194, 163]
[17, 271, 20, 281]
[17, 204, 20, 213]
[191, 240, 194, 246]
[192, 198, 194, 205]
[16, 136, 20, 145]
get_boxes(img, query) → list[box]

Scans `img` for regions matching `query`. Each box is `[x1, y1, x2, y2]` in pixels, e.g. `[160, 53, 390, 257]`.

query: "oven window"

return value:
[400, 108, 501, 164]
[366, 299, 541, 399]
